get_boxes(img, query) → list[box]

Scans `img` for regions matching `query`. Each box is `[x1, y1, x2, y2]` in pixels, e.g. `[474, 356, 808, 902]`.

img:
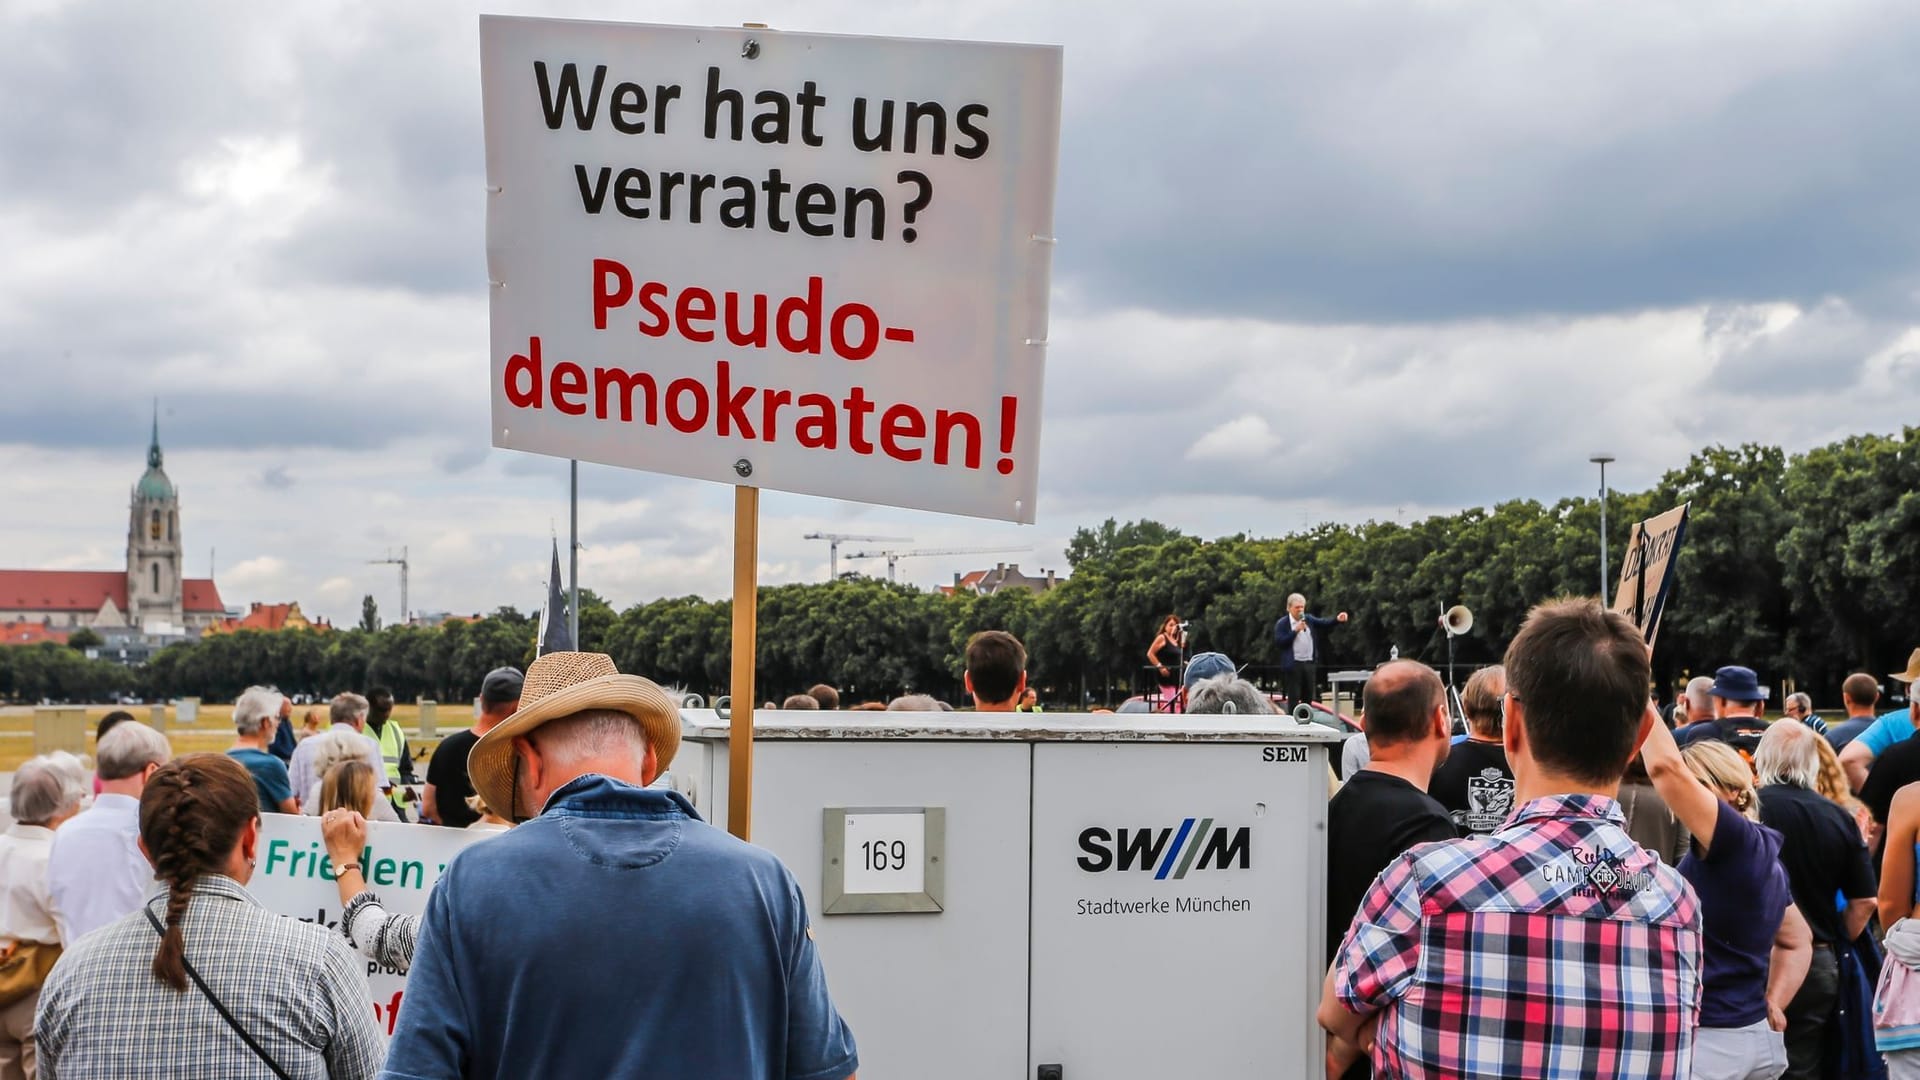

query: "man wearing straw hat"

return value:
[382, 652, 859, 1080]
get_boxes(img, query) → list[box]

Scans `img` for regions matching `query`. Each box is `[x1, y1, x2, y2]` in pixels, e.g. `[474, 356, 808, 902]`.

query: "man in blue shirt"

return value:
[382, 652, 858, 1080]
[1825, 673, 1885, 758]
[1838, 649, 1920, 791]
[226, 686, 296, 813]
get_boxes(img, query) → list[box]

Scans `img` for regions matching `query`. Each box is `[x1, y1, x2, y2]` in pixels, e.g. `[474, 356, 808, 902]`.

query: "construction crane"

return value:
[803, 532, 914, 580]
[367, 547, 408, 628]
[842, 546, 1033, 584]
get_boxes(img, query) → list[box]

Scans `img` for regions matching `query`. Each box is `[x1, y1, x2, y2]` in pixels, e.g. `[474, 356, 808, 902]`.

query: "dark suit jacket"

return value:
[1273, 613, 1338, 671]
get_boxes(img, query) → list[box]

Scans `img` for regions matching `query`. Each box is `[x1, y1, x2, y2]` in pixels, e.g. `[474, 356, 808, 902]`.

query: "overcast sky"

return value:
[4, 0, 1917, 624]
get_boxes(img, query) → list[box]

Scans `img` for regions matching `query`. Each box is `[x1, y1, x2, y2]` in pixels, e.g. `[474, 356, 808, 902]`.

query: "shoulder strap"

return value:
[144, 906, 295, 1080]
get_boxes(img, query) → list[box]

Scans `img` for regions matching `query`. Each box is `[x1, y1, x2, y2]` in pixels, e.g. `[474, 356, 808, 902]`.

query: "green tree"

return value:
[66, 627, 104, 652]
[359, 595, 380, 633]
[1064, 518, 1186, 568]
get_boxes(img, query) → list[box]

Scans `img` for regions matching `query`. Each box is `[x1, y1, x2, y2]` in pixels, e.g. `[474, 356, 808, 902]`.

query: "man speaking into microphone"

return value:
[1275, 593, 1348, 707]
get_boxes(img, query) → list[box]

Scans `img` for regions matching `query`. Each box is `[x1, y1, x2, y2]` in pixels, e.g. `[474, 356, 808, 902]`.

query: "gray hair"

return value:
[533, 708, 649, 764]
[310, 729, 374, 785]
[11, 751, 90, 825]
[1786, 692, 1813, 713]
[1756, 719, 1821, 791]
[887, 694, 940, 712]
[1287, 593, 1307, 607]
[1684, 676, 1715, 715]
[233, 686, 284, 734]
[95, 721, 171, 781]
[329, 692, 369, 727]
[1186, 675, 1278, 716]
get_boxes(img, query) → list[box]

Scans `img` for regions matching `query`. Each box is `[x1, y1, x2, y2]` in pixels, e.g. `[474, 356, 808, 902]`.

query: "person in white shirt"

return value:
[287, 693, 387, 812]
[45, 721, 170, 945]
[0, 750, 90, 1080]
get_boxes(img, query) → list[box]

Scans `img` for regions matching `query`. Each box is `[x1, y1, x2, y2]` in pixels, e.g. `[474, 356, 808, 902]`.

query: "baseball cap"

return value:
[480, 666, 525, 707]
[1183, 652, 1237, 688]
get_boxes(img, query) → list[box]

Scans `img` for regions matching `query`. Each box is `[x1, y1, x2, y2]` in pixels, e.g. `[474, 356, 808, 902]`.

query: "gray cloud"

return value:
[1054, 4, 1920, 322]
[6, 0, 1920, 617]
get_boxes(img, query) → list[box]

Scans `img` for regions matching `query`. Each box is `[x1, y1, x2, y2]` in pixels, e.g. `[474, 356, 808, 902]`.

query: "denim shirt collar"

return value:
[543, 773, 704, 823]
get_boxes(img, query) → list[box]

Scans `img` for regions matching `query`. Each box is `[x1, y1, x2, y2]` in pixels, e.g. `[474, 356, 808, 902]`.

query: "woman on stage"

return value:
[1148, 614, 1186, 686]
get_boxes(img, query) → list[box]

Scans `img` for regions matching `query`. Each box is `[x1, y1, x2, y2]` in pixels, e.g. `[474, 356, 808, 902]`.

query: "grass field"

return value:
[0, 703, 464, 772]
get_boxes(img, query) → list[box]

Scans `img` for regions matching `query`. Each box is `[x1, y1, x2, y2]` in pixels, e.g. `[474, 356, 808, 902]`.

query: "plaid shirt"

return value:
[1333, 794, 1702, 1078]
[35, 875, 385, 1080]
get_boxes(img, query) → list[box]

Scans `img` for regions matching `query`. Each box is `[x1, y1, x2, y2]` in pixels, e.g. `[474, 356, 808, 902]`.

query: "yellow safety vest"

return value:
[371, 720, 408, 810]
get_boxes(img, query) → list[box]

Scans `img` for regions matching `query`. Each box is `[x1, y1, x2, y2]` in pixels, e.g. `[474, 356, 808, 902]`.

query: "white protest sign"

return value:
[248, 814, 490, 1040]
[1610, 502, 1691, 648]
[480, 18, 1062, 523]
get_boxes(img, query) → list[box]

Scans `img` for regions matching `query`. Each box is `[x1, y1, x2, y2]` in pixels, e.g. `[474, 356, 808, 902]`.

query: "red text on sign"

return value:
[592, 260, 913, 362]
[505, 336, 1013, 473]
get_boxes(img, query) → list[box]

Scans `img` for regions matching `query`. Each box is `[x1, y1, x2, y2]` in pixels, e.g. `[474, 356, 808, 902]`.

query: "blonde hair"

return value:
[1682, 740, 1760, 821]
[1814, 737, 1851, 804]
[320, 760, 377, 817]
[1813, 736, 1871, 824]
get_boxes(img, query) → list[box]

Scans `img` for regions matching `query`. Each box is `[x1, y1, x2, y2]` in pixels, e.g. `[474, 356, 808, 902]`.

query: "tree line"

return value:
[3, 428, 1913, 708]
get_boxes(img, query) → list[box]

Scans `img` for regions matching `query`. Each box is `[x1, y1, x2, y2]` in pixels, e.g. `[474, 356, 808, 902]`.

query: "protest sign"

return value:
[248, 814, 490, 1039]
[1610, 502, 1691, 647]
[480, 17, 1063, 523]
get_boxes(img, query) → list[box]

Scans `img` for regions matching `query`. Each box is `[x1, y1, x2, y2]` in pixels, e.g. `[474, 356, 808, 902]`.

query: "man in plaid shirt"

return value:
[1318, 599, 1703, 1078]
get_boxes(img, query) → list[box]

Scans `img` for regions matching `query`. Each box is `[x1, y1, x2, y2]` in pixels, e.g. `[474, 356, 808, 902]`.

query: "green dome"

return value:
[137, 466, 175, 501]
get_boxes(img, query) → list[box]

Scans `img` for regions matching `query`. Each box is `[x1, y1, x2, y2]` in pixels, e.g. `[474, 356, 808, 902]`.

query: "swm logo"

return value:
[1076, 818, 1250, 879]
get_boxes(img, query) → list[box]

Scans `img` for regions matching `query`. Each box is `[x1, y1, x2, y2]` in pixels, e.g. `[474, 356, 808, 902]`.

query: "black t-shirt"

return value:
[1861, 736, 1920, 826]
[1757, 784, 1877, 945]
[425, 728, 481, 829]
[1428, 740, 1516, 838]
[1326, 770, 1456, 966]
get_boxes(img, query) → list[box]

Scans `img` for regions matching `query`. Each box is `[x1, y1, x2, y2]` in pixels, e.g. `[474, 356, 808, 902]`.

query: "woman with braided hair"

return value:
[34, 754, 383, 1079]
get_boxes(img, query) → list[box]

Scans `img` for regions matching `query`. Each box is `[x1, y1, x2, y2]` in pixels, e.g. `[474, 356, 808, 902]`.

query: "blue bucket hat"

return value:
[1184, 652, 1237, 688]
[1709, 665, 1768, 703]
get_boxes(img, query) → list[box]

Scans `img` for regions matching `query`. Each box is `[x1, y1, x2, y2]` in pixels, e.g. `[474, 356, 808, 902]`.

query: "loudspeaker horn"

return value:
[1441, 605, 1474, 637]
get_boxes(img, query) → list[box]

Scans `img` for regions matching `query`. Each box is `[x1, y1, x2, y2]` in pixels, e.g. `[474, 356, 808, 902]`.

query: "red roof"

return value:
[183, 578, 224, 612]
[0, 621, 70, 646]
[0, 570, 126, 612]
[0, 569, 223, 613]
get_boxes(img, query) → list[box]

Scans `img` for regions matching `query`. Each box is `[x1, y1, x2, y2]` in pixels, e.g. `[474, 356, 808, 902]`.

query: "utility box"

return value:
[673, 711, 1340, 1080]
[33, 707, 88, 756]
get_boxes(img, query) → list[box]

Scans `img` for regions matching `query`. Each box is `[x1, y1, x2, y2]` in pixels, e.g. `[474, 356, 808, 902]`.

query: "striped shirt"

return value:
[35, 875, 384, 1080]
[1332, 794, 1702, 1078]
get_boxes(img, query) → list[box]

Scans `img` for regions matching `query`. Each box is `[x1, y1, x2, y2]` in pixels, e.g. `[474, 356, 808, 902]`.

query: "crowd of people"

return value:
[3, 605, 1918, 1078]
[1314, 600, 1920, 1080]
[0, 629, 1062, 1077]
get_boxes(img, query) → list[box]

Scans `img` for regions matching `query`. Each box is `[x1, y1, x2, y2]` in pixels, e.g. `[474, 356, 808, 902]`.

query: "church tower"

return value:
[126, 409, 184, 629]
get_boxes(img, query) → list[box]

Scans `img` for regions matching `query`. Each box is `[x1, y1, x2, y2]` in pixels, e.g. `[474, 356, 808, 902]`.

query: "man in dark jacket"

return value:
[1274, 592, 1347, 707]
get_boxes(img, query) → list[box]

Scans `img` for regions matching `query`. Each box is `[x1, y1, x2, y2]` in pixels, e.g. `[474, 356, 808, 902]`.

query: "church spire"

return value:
[148, 399, 163, 469]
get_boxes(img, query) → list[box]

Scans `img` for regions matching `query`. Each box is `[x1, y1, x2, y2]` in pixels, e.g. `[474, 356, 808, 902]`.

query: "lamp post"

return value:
[1590, 453, 1615, 600]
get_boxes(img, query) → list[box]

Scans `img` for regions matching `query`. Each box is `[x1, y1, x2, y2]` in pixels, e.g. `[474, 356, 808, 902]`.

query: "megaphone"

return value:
[1440, 605, 1474, 637]
[1292, 703, 1317, 722]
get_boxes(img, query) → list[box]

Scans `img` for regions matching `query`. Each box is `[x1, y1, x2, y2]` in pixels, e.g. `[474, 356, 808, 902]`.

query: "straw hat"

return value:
[467, 651, 681, 820]
[1894, 648, 1920, 685]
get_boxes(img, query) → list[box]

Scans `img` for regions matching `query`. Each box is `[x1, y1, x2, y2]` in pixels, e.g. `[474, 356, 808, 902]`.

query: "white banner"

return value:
[249, 814, 490, 1039]
[480, 17, 1062, 522]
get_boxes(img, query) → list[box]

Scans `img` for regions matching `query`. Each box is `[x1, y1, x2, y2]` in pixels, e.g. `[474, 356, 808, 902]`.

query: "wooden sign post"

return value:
[729, 485, 759, 840]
